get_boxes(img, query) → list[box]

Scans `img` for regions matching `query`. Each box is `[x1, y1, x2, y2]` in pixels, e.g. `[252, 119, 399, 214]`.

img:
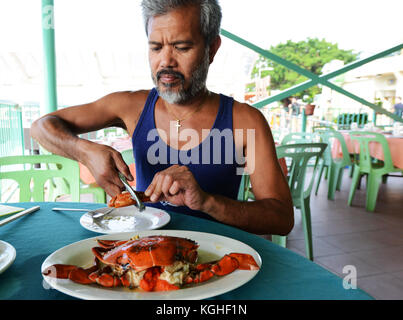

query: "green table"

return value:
[0, 202, 373, 300]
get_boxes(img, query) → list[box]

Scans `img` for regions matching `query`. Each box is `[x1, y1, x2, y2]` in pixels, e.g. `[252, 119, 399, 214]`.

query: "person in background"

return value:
[394, 96, 403, 118]
[289, 97, 300, 116]
[281, 97, 291, 113]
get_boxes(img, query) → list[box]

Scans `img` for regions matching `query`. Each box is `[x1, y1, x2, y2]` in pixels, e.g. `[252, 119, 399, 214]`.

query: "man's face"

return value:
[147, 5, 210, 104]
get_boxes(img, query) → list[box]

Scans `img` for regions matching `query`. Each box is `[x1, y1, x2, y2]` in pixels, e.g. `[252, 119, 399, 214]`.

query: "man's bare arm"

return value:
[30, 91, 147, 196]
[201, 105, 293, 234]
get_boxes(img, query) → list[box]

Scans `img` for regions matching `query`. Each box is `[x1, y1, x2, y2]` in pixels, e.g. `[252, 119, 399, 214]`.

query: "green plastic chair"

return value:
[312, 125, 336, 132]
[272, 143, 327, 261]
[121, 149, 134, 166]
[241, 143, 326, 261]
[80, 181, 106, 204]
[39, 147, 106, 204]
[347, 131, 403, 212]
[0, 154, 80, 202]
[270, 129, 282, 144]
[311, 126, 335, 181]
[238, 174, 254, 201]
[281, 132, 319, 145]
[314, 130, 352, 200]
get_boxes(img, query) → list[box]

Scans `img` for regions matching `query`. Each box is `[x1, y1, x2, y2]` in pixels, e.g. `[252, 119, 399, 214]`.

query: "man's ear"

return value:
[209, 35, 222, 64]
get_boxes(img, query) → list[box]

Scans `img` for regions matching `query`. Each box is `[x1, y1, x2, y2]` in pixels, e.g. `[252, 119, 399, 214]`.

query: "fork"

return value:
[52, 207, 115, 219]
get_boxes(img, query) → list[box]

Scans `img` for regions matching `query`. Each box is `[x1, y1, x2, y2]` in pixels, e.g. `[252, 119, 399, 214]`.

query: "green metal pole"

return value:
[301, 109, 307, 132]
[220, 28, 403, 123]
[41, 0, 58, 115]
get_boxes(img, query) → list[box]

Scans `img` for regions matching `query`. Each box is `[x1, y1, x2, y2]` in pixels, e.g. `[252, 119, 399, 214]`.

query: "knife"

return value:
[118, 172, 145, 212]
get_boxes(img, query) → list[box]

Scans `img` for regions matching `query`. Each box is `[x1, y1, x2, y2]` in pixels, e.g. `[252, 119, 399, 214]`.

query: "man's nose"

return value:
[160, 46, 177, 69]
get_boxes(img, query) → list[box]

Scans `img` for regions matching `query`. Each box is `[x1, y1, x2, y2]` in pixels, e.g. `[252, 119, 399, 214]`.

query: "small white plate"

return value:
[0, 240, 16, 275]
[41, 230, 261, 300]
[80, 206, 170, 234]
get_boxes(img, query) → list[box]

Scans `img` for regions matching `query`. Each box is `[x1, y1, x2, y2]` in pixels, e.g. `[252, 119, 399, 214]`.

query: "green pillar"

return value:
[372, 110, 377, 126]
[301, 109, 307, 132]
[41, 0, 57, 115]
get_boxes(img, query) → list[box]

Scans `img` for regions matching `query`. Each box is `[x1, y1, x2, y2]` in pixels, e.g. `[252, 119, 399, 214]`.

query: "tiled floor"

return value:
[283, 169, 403, 300]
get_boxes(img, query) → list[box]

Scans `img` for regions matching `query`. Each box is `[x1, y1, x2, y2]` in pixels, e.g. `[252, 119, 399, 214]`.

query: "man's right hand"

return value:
[79, 140, 134, 197]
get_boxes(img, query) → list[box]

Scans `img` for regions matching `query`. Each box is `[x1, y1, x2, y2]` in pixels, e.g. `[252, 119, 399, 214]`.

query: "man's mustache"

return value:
[156, 69, 185, 82]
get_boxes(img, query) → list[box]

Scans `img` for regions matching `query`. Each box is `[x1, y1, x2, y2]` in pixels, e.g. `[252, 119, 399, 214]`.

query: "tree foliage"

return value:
[251, 38, 359, 100]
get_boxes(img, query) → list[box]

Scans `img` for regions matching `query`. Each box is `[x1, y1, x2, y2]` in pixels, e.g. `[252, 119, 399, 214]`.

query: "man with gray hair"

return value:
[31, 0, 293, 235]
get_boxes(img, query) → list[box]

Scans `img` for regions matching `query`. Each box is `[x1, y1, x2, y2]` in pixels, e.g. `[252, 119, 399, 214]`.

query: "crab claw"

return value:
[228, 253, 260, 270]
[42, 264, 78, 279]
[42, 264, 99, 285]
[69, 266, 98, 284]
[185, 253, 259, 285]
[139, 267, 179, 291]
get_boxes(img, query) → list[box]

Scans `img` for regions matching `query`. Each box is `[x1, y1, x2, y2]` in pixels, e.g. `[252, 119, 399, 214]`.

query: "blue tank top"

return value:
[131, 88, 242, 221]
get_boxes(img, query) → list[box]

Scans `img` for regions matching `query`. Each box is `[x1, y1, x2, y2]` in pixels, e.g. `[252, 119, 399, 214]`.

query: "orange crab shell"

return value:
[93, 235, 199, 272]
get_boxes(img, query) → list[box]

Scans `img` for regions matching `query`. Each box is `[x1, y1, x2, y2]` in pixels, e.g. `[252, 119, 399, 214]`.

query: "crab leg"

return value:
[42, 264, 99, 285]
[186, 253, 259, 284]
[87, 266, 125, 287]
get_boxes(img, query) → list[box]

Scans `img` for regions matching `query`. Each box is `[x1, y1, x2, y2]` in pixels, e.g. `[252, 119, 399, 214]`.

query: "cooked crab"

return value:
[42, 235, 259, 291]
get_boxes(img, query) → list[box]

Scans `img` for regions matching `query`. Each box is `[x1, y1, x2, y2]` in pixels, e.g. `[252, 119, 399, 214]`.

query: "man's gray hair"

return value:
[141, 0, 222, 45]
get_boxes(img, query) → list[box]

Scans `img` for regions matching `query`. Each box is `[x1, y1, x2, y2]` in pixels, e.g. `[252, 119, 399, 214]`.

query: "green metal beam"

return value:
[220, 28, 403, 123]
[321, 43, 403, 81]
[41, 0, 58, 115]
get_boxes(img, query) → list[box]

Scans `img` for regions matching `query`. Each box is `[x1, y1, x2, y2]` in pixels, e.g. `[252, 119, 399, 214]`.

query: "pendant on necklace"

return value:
[175, 119, 181, 133]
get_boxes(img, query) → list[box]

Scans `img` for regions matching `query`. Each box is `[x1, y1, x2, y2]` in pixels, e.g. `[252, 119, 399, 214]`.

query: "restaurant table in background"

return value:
[332, 131, 403, 169]
[0, 202, 373, 300]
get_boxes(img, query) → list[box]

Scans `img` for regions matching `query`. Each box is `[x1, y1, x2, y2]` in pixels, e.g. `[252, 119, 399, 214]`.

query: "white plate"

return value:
[41, 230, 262, 300]
[80, 206, 171, 234]
[0, 240, 16, 275]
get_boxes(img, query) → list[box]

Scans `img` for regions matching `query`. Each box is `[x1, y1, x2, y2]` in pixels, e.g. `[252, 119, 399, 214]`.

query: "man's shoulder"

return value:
[102, 89, 151, 106]
[232, 99, 268, 129]
[232, 99, 259, 114]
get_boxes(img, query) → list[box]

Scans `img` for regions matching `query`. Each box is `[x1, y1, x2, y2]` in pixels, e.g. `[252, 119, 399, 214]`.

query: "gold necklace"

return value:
[165, 94, 208, 133]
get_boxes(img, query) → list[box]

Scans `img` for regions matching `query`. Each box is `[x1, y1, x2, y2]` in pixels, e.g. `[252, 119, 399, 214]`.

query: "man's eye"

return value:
[150, 47, 161, 52]
[176, 47, 190, 52]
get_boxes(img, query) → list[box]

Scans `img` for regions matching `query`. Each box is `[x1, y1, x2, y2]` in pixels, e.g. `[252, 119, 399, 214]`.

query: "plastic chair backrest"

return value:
[312, 125, 336, 132]
[281, 132, 319, 145]
[276, 143, 327, 200]
[121, 149, 134, 166]
[349, 131, 394, 171]
[316, 130, 352, 166]
[270, 130, 281, 144]
[0, 154, 80, 202]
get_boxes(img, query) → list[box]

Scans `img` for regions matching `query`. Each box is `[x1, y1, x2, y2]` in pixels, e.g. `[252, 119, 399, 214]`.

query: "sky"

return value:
[0, 0, 402, 105]
[1, 0, 402, 55]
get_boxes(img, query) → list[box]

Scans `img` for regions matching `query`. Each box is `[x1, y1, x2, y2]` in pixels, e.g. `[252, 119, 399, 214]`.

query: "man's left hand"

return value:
[144, 165, 209, 211]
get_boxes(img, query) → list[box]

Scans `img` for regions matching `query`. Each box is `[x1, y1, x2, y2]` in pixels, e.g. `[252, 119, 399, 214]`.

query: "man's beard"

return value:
[152, 50, 210, 104]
